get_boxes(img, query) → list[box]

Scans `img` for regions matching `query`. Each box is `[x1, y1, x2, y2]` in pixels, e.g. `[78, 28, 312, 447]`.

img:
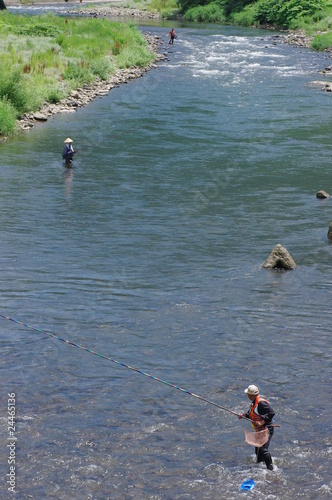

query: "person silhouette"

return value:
[62, 138, 76, 165]
[168, 28, 176, 45]
[239, 384, 275, 471]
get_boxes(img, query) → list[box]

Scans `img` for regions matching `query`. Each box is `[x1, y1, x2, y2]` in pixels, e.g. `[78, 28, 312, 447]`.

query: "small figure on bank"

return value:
[168, 28, 176, 45]
[62, 138, 76, 165]
[239, 384, 275, 471]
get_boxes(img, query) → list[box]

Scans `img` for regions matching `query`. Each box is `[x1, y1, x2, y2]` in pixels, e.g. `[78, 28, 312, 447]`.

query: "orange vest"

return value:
[249, 396, 269, 428]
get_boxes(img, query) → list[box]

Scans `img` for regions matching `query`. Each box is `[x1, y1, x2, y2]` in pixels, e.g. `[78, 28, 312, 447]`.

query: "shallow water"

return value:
[1, 17, 332, 499]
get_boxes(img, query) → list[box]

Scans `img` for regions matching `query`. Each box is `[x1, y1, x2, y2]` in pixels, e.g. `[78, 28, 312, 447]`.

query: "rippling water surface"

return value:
[1, 15, 332, 499]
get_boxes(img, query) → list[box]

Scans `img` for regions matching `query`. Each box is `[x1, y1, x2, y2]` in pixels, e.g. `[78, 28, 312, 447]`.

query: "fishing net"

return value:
[244, 427, 269, 447]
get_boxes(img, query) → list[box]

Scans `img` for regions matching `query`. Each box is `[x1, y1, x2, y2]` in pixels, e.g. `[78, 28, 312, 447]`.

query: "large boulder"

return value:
[263, 244, 296, 270]
[34, 112, 47, 121]
[316, 190, 330, 199]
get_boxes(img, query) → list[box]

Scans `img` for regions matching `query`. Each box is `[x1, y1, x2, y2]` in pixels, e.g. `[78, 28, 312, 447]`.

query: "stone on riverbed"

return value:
[316, 190, 330, 199]
[263, 244, 296, 270]
[34, 112, 47, 121]
[327, 222, 332, 241]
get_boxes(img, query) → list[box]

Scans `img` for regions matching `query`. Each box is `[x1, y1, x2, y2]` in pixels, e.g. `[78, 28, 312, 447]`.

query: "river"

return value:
[0, 8, 332, 499]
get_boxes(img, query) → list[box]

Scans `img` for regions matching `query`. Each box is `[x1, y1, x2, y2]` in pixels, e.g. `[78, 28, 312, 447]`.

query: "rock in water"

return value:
[263, 244, 296, 270]
[328, 222, 332, 241]
[33, 112, 47, 121]
[316, 190, 330, 199]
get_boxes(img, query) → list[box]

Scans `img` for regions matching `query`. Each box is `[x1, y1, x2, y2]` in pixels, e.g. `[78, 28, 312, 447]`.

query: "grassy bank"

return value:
[226, 0, 332, 30]
[179, 0, 332, 46]
[0, 11, 155, 137]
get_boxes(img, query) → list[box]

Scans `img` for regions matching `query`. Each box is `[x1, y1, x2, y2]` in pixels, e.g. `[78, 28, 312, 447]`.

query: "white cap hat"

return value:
[244, 385, 259, 395]
[64, 137, 73, 143]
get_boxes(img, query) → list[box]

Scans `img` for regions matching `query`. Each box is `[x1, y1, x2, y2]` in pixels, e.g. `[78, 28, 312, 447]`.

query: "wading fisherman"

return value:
[168, 28, 176, 45]
[239, 384, 275, 471]
[62, 138, 76, 165]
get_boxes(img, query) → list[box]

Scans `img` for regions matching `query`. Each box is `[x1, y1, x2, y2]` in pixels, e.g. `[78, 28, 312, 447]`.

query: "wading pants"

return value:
[255, 428, 273, 468]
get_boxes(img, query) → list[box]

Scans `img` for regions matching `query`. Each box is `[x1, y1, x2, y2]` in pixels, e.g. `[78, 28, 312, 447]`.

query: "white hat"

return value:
[244, 385, 259, 395]
[64, 137, 73, 143]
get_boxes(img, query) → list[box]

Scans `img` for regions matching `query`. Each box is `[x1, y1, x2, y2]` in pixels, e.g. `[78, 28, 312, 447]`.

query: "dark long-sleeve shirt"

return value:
[246, 398, 275, 429]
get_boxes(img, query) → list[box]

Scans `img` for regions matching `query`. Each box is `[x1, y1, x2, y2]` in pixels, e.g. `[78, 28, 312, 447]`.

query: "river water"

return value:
[1, 11, 332, 499]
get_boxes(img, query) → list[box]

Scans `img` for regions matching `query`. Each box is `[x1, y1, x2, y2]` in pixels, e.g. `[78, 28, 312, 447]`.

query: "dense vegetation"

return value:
[0, 11, 154, 137]
[179, 0, 332, 28]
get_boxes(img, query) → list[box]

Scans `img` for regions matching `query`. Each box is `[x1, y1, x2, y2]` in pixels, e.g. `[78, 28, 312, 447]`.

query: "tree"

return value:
[178, 0, 211, 13]
[0, 0, 6, 10]
[223, 0, 255, 16]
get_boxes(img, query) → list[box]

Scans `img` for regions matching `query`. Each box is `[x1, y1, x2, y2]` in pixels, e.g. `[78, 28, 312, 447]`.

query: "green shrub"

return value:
[116, 45, 154, 68]
[55, 33, 68, 50]
[90, 58, 114, 80]
[184, 2, 225, 22]
[311, 31, 332, 50]
[178, 0, 211, 14]
[0, 97, 18, 135]
[223, 0, 257, 17]
[45, 87, 65, 104]
[0, 60, 29, 114]
[254, 0, 327, 28]
[160, 7, 179, 18]
[63, 62, 94, 85]
[229, 3, 258, 25]
[149, 0, 179, 16]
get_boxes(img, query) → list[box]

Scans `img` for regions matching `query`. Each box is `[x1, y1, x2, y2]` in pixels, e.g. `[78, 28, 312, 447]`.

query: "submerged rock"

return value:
[328, 222, 332, 241]
[316, 190, 330, 199]
[263, 244, 296, 270]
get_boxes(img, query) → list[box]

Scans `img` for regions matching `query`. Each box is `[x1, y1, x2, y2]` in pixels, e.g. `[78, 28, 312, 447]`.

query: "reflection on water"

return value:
[0, 18, 332, 500]
[64, 165, 74, 201]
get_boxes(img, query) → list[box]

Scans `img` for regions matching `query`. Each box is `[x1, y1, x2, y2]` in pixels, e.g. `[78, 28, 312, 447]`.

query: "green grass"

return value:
[184, 2, 225, 22]
[0, 11, 155, 138]
[312, 30, 332, 49]
[0, 97, 18, 136]
[227, 0, 332, 29]
[149, 0, 179, 18]
[228, 3, 258, 26]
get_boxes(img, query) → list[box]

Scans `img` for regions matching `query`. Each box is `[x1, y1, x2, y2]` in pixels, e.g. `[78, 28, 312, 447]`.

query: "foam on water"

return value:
[173, 32, 322, 85]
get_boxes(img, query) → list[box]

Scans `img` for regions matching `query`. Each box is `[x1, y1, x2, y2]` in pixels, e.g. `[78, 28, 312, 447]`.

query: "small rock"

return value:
[316, 190, 330, 199]
[263, 244, 296, 270]
[34, 112, 47, 121]
[328, 222, 332, 241]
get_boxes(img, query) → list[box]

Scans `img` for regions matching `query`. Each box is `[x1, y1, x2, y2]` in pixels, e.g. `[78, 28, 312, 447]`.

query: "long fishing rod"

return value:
[72, 124, 142, 153]
[1, 313, 253, 423]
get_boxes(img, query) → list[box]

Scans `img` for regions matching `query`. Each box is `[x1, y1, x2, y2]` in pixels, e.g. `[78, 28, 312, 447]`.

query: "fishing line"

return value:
[1, 313, 253, 423]
[74, 124, 142, 153]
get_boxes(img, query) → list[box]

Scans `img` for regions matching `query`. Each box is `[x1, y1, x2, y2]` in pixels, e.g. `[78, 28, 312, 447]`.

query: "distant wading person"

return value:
[62, 138, 76, 165]
[239, 384, 275, 470]
[168, 28, 176, 45]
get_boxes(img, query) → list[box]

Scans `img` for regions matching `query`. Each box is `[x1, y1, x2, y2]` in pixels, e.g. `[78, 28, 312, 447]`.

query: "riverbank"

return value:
[68, 3, 161, 20]
[274, 29, 332, 91]
[0, 11, 167, 140]
[17, 33, 167, 134]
